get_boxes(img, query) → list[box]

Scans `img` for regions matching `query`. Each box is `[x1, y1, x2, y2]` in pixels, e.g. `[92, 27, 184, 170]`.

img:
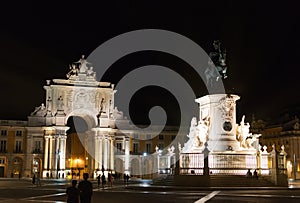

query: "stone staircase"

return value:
[209, 175, 274, 187]
[152, 175, 175, 186]
[152, 175, 275, 187]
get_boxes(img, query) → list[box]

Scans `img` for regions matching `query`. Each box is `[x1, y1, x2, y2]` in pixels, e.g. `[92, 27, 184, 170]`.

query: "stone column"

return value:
[59, 135, 67, 178]
[55, 136, 60, 178]
[49, 136, 55, 174]
[124, 137, 130, 174]
[104, 137, 108, 170]
[110, 137, 114, 171]
[44, 136, 50, 170]
[94, 133, 100, 170]
[99, 137, 103, 170]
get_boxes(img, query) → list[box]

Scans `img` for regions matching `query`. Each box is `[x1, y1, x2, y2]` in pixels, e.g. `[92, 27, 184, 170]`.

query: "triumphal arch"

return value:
[25, 56, 128, 179]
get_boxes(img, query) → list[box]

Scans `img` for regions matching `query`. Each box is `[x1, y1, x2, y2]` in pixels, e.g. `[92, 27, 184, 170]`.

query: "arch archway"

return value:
[115, 158, 123, 174]
[33, 157, 42, 174]
[130, 158, 140, 177]
[66, 116, 89, 179]
[12, 157, 22, 178]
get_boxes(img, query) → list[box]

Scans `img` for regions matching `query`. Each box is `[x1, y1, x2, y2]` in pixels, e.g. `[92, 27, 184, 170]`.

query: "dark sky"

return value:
[0, 1, 299, 125]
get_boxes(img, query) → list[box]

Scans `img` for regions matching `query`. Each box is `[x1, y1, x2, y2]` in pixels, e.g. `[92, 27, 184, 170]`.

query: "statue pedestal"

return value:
[195, 94, 240, 152]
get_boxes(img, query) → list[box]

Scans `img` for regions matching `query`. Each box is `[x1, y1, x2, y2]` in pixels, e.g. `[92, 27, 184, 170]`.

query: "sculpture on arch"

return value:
[66, 55, 96, 79]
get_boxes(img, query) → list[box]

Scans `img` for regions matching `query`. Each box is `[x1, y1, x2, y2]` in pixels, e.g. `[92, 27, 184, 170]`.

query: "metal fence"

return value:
[179, 152, 265, 175]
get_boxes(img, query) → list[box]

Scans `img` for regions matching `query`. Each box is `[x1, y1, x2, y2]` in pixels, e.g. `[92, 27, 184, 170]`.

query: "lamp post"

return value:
[142, 152, 147, 179]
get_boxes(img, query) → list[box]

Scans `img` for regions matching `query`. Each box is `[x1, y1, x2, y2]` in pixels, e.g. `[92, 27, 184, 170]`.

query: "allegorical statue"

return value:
[66, 55, 96, 79]
[205, 40, 228, 87]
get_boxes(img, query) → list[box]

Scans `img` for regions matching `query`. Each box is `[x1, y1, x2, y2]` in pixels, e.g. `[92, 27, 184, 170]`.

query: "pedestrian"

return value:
[66, 180, 80, 203]
[32, 174, 36, 186]
[78, 173, 93, 203]
[123, 173, 126, 184]
[36, 172, 41, 187]
[253, 169, 258, 179]
[97, 174, 101, 189]
[101, 173, 106, 188]
[246, 169, 252, 178]
[126, 174, 130, 183]
[108, 172, 113, 187]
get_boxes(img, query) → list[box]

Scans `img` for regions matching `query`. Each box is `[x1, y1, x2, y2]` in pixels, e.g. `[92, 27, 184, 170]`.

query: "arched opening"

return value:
[144, 158, 153, 179]
[131, 158, 140, 177]
[0, 156, 7, 177]
[115, 158, 123, 175]
[66, 116, 89, 179]
[33, 157, 42, 175]
[12, 157, 22, 178]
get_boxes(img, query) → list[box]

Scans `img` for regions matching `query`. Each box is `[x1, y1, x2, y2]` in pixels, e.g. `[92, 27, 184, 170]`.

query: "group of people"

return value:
[96, 172, 113, 189]
[246, 169, 258, 179]
[66, 173, 93, 203]
[124, 173, 130, 184]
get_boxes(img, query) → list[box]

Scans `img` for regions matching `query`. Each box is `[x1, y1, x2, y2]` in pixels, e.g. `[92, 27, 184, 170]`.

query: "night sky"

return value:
[0, 1, 299, 125]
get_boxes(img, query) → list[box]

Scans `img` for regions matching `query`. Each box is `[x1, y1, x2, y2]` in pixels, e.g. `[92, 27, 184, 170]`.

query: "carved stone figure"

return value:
[219, 95, 235, 119]
[30, 103, 47, 116]
[87, 66, 96, 78]
[76, 55, 91, 73]
[66, 64, 78, 78]
[57, 96, 64, 111]
[197, 118, 210, 146]
[236, 115, 254, 149]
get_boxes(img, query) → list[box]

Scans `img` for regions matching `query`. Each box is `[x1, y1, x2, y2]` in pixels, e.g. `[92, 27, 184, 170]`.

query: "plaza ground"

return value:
[0, 178, 300, 202]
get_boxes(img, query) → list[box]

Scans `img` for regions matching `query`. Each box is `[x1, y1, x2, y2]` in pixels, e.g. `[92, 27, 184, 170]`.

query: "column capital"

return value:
[58, 135, 67, 140]
[53, 126, 70, 135]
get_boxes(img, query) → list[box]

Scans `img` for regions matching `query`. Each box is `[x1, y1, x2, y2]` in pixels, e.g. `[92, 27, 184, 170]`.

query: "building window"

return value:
[0, 140, 7, 152]
[159, 134, 164, 140]
[116, 143, 122, 153]
[133, 143, 139, 154]
[171, 135, 176, 140]
[0, 158, 5, 164]
[33, 141, 41, 153]
[1, 130, 7, 136]
[146, 134, 152, 140]
[15, 141, 22, 153]
[14, 158, 21, 164]
[15, 130, 22, 136]
[133, 134, 139, 139]
[146, 143, 152, 153]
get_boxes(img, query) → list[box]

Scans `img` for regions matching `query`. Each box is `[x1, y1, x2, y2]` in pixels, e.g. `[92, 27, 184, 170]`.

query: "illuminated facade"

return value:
[258, 116, 300, 179]
[0, 56, 181, 179]
[0, 120, 27, 177]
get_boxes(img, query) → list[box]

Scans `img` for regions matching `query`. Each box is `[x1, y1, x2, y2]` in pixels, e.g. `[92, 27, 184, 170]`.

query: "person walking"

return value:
[97, 174, 101, 189]
[108, 172, 113, 187]
[78, 173, 93, 203]
[32, 174, 36, 187]
[253, 169, 258, 179]
[36, 172, 41, 187]
[101, 173, 106, 189]
[66, 180, 80, 203]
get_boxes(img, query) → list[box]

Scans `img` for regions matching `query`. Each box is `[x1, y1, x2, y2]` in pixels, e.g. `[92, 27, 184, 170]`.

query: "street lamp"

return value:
[142, 152, 147, 179]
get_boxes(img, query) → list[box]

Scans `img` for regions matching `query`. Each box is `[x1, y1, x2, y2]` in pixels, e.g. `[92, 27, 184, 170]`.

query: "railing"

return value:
[32, 149, 42, 154]
[179, 152, 268, 176]
[13, 150, 23, 154]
